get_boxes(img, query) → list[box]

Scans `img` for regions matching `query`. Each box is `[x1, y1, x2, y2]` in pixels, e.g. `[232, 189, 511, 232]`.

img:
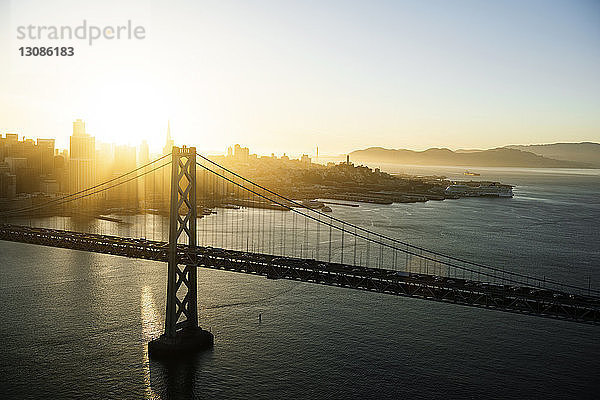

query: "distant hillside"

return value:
[505, 142, 600, 167]
[349, 147, 586, 168]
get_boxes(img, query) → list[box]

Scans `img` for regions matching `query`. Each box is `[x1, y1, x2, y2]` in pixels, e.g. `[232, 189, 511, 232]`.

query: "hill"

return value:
[349, 147, 587, 168]
[505, 142, 600, 167]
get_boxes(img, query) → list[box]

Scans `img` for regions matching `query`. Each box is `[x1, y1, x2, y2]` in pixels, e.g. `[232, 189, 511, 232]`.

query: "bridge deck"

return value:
[1, 224, 598, 325]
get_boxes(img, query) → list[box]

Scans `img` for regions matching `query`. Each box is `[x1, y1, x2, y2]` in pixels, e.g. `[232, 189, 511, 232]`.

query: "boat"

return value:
[464, 170, 480, 176]
[444, 182, 513, 198]
[301, 199, 325, 209]
[321, 206, 332, 212]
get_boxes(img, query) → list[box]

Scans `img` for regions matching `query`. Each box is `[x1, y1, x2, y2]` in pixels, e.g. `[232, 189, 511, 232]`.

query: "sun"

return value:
[82, 74, 174, 152]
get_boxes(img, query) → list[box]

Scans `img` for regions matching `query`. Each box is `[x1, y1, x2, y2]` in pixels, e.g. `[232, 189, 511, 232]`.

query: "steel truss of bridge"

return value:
[1, 224, 598, 325]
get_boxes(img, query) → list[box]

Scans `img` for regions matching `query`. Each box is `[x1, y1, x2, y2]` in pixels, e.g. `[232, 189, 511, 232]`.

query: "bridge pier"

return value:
[148, 326, 213, 358]
[149, 146, 213, 359]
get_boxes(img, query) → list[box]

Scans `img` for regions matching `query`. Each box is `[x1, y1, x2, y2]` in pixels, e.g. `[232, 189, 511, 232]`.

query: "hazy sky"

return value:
[1, 0, 599, 155]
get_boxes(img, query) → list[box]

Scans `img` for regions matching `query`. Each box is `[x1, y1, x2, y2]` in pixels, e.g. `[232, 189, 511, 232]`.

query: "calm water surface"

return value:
[1, 166, 599, 399]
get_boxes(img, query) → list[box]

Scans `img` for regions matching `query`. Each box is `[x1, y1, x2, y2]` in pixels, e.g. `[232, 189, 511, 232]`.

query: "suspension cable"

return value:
[2, 161, 171, 216]
[195, 152, 580, 289]
[0, 153, 171, 216]
[195, 157, 598, 295]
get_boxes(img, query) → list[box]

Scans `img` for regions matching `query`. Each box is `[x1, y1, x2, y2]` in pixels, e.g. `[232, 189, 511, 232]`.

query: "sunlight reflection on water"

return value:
[140, 285, 162, 399]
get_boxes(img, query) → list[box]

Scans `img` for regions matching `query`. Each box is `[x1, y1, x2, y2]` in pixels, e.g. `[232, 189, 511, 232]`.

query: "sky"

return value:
[0, 0, 599, 156]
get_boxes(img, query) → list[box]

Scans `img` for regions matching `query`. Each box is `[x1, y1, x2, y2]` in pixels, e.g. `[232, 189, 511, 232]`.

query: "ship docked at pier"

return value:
[445, 182, 513, 198]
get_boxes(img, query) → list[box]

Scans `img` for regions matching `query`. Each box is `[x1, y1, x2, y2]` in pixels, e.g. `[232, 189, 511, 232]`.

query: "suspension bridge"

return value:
[1, 146, 598, 357]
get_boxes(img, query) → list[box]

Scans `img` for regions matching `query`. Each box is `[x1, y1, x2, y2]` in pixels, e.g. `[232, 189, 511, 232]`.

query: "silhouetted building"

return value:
[163, 120, 174, 156]
[110, 145, 138, 208]
[4, 157, 35, 193]
[0, 162, 16, 199]
[95, 142, 114, 186]
[40, 179, 59, 194]
[37, 138, 55, 176]
[73, 119, 85, 136]
[69, 119, 96, 206]
[5, 157, 27, 173]
[138, 141, 150, 208]
[139, 140, 149, 165]
[233, 144, 249, 163]
[154, 122, 173, 209]
[0, 133, 62, 194]
[0, 134, 18, 162]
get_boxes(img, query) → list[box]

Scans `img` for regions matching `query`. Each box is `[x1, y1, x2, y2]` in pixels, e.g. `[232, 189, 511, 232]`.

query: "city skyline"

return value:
[0, 118, 324, 208]
[1, 1, 599, 397]
[0, 121, 322, 159]
[2, 116, 597, 210]
[2, 119, 599, 160]
[1, 0, 599, 154]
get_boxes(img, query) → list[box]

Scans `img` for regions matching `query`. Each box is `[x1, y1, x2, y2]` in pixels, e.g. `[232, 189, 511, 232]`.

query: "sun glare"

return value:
[82, 75, 173, 151]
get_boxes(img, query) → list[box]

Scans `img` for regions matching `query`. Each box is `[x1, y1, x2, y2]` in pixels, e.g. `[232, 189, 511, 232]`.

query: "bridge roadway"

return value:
[1, 224, 598, 325]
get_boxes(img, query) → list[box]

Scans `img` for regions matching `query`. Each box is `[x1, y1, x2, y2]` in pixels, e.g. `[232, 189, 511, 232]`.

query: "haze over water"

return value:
[1, 166, 599, 399]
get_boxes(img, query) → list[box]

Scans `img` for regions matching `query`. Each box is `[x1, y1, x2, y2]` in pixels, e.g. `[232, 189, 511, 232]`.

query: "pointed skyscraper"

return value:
[163, 120, 174, 155]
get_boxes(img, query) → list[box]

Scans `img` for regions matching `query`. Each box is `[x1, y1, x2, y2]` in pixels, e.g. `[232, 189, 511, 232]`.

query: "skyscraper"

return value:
[36, 138, 55, 176]
[139, 140, 150, 165]
[72, 119, 86, 137]
[69, 119, 96, 207]
[163, 120, 174, 155]
[111, 144, 138, 208]
[233, 144, 249, 162]
[158, 121, 173, 209]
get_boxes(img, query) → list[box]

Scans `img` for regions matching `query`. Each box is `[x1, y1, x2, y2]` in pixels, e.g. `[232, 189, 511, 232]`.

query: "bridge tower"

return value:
[148, 146, 213, 358]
